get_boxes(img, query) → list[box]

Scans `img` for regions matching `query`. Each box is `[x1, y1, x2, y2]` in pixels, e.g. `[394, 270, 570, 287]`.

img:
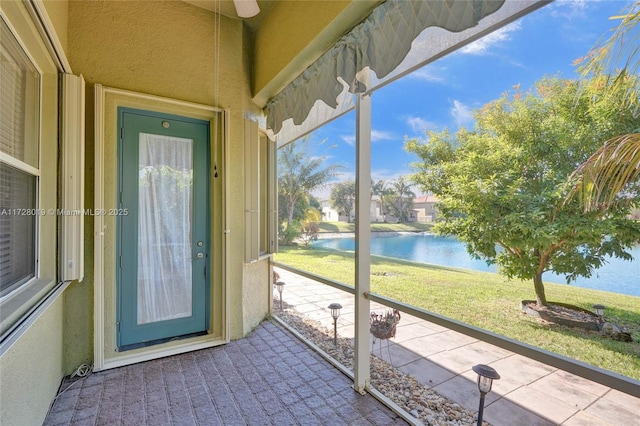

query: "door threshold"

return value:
[119, 330, 208, 352]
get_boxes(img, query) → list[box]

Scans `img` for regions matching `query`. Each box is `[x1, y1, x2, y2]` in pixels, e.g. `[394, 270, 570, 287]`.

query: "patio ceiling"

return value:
[182, 0, 383, 108]
[182, 0, 276, 31]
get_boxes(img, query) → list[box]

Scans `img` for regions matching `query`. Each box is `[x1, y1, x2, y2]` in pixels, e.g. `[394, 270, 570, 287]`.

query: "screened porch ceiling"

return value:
[182, 0, 277, 30]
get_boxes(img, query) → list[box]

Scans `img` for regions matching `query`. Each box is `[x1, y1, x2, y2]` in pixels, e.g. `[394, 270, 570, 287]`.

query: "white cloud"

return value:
[341, 130, 394, 145]
[549, 0, 588, 20]
[459, 21, 522, 55]
[547, 0, 597, 43]
[341, 135, 356, 146]
[372, 169, 411, 182]
[450, 100, 474, 128]
[371, 130, 395, 142]
[409, 67, 446, 83]
[406, 116, 434, 133]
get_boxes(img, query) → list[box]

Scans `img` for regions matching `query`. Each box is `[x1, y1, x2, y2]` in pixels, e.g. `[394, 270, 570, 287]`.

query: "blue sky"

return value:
[304, 0, 635, 199]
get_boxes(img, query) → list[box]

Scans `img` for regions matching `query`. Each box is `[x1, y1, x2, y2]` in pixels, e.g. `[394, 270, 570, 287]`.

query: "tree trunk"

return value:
[533, 273, 547, 307]
[287, 197, 297, 227]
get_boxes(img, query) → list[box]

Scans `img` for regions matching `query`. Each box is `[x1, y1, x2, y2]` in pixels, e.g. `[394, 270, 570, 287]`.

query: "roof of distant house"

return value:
[414, 195, 438, 203]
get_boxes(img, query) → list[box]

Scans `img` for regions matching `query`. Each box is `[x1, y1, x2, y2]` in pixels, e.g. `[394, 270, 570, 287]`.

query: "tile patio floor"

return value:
[273, 267, 640, 426]
[43, 321, 407, 426]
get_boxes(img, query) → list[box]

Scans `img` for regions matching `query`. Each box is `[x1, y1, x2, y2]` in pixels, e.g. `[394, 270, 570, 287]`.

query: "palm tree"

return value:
[371, 179, 392, 222]
[567, 3, 640, 210]
[278, 136, 340, 226]
[390, 177, 415, 223]
[330, 180, 356, 222]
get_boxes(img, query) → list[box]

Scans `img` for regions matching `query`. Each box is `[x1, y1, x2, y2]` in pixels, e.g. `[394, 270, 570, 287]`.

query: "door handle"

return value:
[194, 252, 204, 259]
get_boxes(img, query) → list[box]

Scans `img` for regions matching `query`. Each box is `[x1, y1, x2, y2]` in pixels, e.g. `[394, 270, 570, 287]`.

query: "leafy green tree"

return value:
[308, 194, 321, 211]
[386, 177, 415, 223]
[278, 221, 300, 246]
[278, 192, 309, 227]
[278, 135, 340, 227]
[406, 75, 640, 307]
[300, 208, 321, 247]
[567, 3, 640, 210]
[330, 180, 356, 222]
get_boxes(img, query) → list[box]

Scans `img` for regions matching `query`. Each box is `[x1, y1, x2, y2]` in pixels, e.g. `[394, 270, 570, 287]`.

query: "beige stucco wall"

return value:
[61, 0, 268, 372]
[0, 295, 65, 426]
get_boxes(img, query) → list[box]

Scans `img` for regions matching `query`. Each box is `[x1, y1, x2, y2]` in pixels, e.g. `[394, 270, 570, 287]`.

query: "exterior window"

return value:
[245, 120, 276, 262]
[0, 17, 40, 297]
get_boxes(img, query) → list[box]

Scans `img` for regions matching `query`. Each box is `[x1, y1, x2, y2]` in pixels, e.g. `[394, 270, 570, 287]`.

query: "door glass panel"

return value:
[137, 133, 193, 324]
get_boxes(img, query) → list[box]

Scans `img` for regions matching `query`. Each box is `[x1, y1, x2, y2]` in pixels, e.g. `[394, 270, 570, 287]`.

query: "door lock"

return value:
[195, 252, 204, 259]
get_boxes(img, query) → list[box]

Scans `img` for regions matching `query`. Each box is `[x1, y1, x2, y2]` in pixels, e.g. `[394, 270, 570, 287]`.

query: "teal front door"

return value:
[117, 107, 210, 350]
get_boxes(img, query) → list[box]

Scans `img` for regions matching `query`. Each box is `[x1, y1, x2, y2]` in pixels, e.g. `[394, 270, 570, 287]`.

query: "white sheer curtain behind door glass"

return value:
[137, 133, 193, 324]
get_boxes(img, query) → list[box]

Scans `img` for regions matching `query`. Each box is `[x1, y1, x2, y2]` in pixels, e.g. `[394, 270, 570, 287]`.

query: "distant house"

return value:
[320, 197, 384, 223]
[413, 195, 439, 223]
[320, 199, 350, 222]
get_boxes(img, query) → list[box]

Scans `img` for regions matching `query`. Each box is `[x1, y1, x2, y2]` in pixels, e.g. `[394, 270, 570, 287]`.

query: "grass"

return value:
[318, 221, 433, 233]
[274, 245, 640, 380]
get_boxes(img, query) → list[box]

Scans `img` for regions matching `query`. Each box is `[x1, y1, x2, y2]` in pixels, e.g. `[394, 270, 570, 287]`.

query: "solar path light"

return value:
[472, 364, 500, 426]
[592, 304, 606, 318]
[328, 303, 342, 346]
[274, 281, 285, 311]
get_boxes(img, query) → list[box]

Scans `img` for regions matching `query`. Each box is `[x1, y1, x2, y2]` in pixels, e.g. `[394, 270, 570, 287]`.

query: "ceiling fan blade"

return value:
[233, 0, 260, 18]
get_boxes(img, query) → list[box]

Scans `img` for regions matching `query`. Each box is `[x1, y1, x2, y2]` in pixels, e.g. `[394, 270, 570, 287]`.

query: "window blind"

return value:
[0, 17, 40, 296]
[0, 165, 36, 295]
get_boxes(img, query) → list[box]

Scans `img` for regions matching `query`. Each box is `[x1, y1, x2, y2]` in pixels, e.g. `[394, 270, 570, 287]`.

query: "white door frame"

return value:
[93, 85, 230, 370]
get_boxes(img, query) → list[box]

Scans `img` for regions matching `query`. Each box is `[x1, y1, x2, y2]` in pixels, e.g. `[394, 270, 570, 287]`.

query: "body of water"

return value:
[313, 234, 640, 297]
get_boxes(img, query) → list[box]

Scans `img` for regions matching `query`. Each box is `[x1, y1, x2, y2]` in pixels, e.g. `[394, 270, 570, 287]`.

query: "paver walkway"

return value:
[43, 321, 407, 426]
[274, 267, 640, 426]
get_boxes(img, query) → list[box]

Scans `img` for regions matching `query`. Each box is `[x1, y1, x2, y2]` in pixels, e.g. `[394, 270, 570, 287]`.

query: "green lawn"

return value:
[274, 245, 640, 380]
[318, 221, 433, 233]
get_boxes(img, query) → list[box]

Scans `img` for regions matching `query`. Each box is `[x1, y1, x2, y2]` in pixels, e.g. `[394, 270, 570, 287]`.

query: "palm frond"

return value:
[566, 133, 640, 211]
[579, 4, 640, 83]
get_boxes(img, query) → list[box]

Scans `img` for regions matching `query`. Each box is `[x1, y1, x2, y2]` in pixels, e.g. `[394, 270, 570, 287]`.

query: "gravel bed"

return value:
[274, 300, 489, 426]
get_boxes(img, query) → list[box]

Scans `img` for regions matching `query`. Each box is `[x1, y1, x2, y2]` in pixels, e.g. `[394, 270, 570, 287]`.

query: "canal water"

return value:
[313, 234, 640, 297]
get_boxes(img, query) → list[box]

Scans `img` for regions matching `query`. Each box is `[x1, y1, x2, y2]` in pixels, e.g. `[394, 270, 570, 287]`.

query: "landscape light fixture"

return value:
[328, 303, 342, 346]
[275, 281, 285, 311]
[472, 364, 500, 426]
[592, 304, 606, 318]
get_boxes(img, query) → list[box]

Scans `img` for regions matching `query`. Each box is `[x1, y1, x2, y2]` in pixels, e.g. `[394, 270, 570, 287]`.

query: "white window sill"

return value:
[0, 277, 60, 339]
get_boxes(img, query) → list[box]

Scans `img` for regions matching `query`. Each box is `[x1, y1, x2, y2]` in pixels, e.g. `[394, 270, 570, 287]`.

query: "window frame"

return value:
[259, 129, 277, 256]
[0, 13, 43, 300]
[0, 3, 60, 339]
[244, 120, 277, 263]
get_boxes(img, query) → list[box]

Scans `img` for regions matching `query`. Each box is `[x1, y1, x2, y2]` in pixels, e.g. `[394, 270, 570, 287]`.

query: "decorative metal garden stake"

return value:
[275, 281, 285, 311]
[328, 303, 342, 346]
[472, 364, 500, 426]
